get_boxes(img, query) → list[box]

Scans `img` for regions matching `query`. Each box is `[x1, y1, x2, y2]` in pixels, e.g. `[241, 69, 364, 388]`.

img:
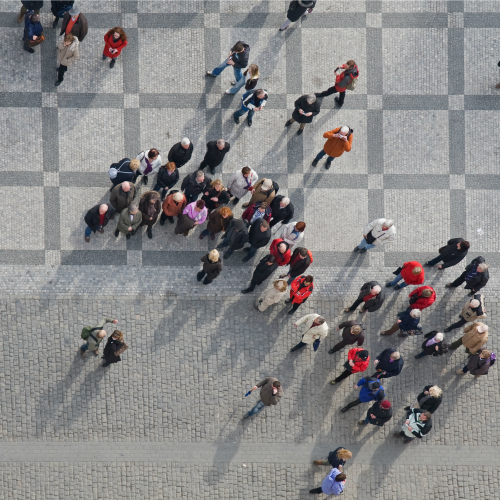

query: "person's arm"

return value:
[363, 218, 379, 236]
[440, 252, 466, 269]
[255, 378, 270, 389]
[181, 175, 189, 191]
[323, 127, 341, 139]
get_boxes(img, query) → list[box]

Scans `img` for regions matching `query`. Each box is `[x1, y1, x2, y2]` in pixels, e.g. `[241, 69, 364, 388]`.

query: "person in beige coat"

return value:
[256, 280, 287, 312]
[115, 204, 142, 240]
[290, 314, 329, 353]
[444, 294, 486, 333]
[449, 322, 488, 354]
[56, 33, 79, 86]
[242, 178, 276, 208]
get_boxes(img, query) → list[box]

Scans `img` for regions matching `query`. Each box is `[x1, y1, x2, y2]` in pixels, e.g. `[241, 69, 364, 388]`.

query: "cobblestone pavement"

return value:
[1, 0, 500, 498]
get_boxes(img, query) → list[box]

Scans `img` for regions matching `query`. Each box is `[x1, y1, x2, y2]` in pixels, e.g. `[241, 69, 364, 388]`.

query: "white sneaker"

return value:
[206, 70, 213, 76]
[225, 89, 232, 94]
[230, 80, 236, 85]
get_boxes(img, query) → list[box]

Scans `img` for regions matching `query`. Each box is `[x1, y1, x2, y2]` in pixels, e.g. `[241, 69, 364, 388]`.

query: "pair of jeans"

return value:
[358, 238, 376, 250]
[246, 245, 257, 258]
[314, 149, 334, 163]
[389, 273, 408, 288]
[234, 104, 254, 121]
[246, 399, 265, 417]
[427, 255, 443, 266]
[85, 226, 93, 238]
[102, 53, 117, 61]
[212, 58, 243, 81]
[200, 228, 214, 238]
[227, 75, 246, 94]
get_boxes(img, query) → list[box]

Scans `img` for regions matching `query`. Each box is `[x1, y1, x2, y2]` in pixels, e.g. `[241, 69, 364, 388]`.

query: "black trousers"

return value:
[160, 212, 174, 223]
[291, 341, 307, 351]
[330, 340, 349, 354]
[343, 398, 362, 410]
[450, 272, 467, 288]
[57, 64, 68, 82]
[197, 271, 213, 285]
[348, 297, 363, 311]
[446, 316, 467, 331]
[316, 86, 346, 104]
[334, 369, 353, 383]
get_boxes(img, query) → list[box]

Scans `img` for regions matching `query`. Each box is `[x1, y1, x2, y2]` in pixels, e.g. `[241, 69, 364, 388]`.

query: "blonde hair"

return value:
[129, 159, 140, 171]
[429, 386, 443, 398]
[350, 325, 362, 335]
[246, 64, 259, 79]
[336, 449, 352, 460]
[219, 206, 232, 218]
[211, 179, 224, 190]
[412, 266, 422, 275]
[273, 280, 287, 292]
[208, 249, 219, 262]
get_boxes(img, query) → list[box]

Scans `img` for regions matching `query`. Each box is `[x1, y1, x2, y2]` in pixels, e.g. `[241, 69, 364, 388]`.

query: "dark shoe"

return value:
[241, 288, 254, 294]
[311, 159, 319, 167]
[143, 176, 148, 185]
[353, 246, 360, 252]
[445, 283, 455, 288]
[197, 271, 205, 282]
[233, 114, 240, 124]
[279, 26, 289, 32]
[243, 247, 251, 252]
[52, 18, 58, 28]
[380, 331, 393, 336]
[443, 327, 452, 333]
[393, 432, 403, 438]
[247, 118, 252, 127]
[284, 298, 292, 304]
[328, 348, 335, 354]
[110, 59, 116, 68]
[330, 380, 337, 385]
[147, 226, 153, 239]
[183, 231, 189, 237]
[394, 285, 402, 290]
[55, 80, 62, 86]
[397, 332, 407, 338]
[403, 439, 412, 445]
[210, 167, 216, 175]
[126, 233, 131, 240]
[404, 406, 411, 412]
[424, 261, 432, 266]
[114, 230, 119, 237]
[232, 197, 239, 204]
[206, 70, 215, 76]
[98, 228, 104, 234]
[287, 309, 295, 315]
[285, 120, 292, 127]
[102, 362, 111, 368]
[290, 345, 300, 352]
[25, 47, 35, 53]
[340, 407, 349, 413]
[223, 252, 232, 259]
[85, 236, 90, 243]
[160, 218, 165, 226]
[297, 129, 303, 135]
[102, 53, 107, 60]
[199, 232, 205, 240]
[210, 233, 215, 241]
[325, 160, 332, 170]
[242, 255, 252, 263]
[386, 282, 393, 287]
[167, 216, 174, 224]
[467, 291, 474, 297]
[110, 214, 115, 220]
[334, 96, 343, 107]
[359, 248, 367, 254]
[358, 419, 368, 425]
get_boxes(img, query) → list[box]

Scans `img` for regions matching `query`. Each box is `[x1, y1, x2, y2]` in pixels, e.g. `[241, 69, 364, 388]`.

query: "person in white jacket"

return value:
[290, 314, 329, 353]
[354, 218, 396, 253]
[227, 166, 258, 204]
[280, 221, 306, 251]
[256, 280, 288, 312]
[134, 149, 162, 185]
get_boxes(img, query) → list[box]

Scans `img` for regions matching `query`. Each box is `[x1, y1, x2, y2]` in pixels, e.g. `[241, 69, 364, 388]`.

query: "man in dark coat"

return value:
[372, 348, 404, 379]
[242, 219, 271, 262]
[285, 94, 321, 135]
[279, 0, 316, 31]
[394, 409, 432, 444]
[359, 400, 392, 427]
[425, 237, 470, 269]
[59, 4, 88, 42]
[345, 281, 385, 313]
[23, 9, 43, 53]
[199, 139, 230, 175]
[216, 218, 249, 259]
[50, 1, 74, 28]
[206, 40, 250, 82]
[109, 181, 136, 213]
[328, 320, 364, 354]
[18, 1, 43, 23]
[181, 171, 211, 204]
[446, 256, 489, 296]
[241, 255, 278, 293]
[168, 138, 193, 168]
[280, 247, 311, 284]
[269, 195, 294, 227]
[84, 203, 115, 242]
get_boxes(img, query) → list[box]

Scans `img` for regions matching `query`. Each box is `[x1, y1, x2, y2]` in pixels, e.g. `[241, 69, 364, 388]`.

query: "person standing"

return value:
[233, 88, 268, 127]
[152, 161, 179, 200]
[444, 294, 486, 333]
[175, 199, 207, 237]
[225, 63, 259, 95]
[414, 331, 445, 358]
[406, 286, 436, 311]
[167, 138, 193, 169]
[380, 309, 421, 337]
[344, 282, 384, 313]
[386, 261, 424, 290]
[290, 314, 329, 353]
[201, 179, 230, 213]
[313, 447, 352, 469]
[242, 218, 271, 262]
[50, 1, 74, 28]
[330, 348, 369, 385]
[181, 171, 211, 204]
[358, 400, 392, 427]
[339, 376, 384, 412]
[102, 330, 128, 368]
[110, 181, 136, 213]
[199, 140, 230, 175]
[448, 322, 488, 354]
[110, 158, 140, 189]
[285, 275, 314, 314]
[242, 178, 277, 208]
[328, 321, 364, 355]
[227, 166, 258, 205]
[135, 149, 161, 186]
[84, 203, 115, 243]
[285, 94, 321, 135]
[279, 221, 305, 250]
[372, 349, 404, 379]
[241, 255, 278, 294]
[207, 40, 250, 84]
[242, 202, 272, 225]
[138, 191, 161, 240]
[446, 257, 489, 295]
[160, 191, 187, 225]
[279, 1, 316, 32]
[199, 206, 233, 241]
[404, 385, 442, 414]
[18, 1, 43, 23]
[315, 60, 360, 107]
[243, 377, 283, 419]
[424, 238, 470, 269]
[197, 249, 222, 285]
[102, 27, 127, 69]
[80, 317, 118, 358]
[311, 126, 353, 169]
[280, 247, 312, 284]
[216, 218, 249, 259]
[23, 10, 43, 53]
[269, 238, 291, 267]
[55, 33, 79, 86]
[115, 204, 142, 240]
[269, 196, 294, 228]
[456, 349, 495, 378]
[256, 280, 287, 312]
[393, 409, 432, 444]
[309, 469, 346, 496]
[354, 218, 396, 253]
[59, 5, 88, 42]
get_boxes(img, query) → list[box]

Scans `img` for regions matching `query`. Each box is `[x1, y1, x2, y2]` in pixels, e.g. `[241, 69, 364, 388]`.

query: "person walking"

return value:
[280, 247, 312, 284]
[159, 191, 186, 225]
[285, 94, 321, 135]
[18, 1, 42, 23]
[456, 349, 496, 378]
[446, 257, 489, 295]
[227, 166, 258, 205]
[199, 140, 230, 175]
[290, 314, 329, 353]
[330, 347, 369, 385]
[313, 447, 352, 470]
[110, 181, 136, 213]
[50, 1, 73, 28]
[380, 309, 421, 337]
[216, 218, 249, 259]
[256, 280, 287, 312]
[279, 221, 305, 250]
[414, 331, 446, 359]
[109, 158, 139, 189]
[225, 63, 259, 95]
[115, 204, 142, 240]
[102, 330, 128, 368]
[406, 286, 436, 311]
[269, 196, 294, 228]
[242, 201, 272, 225]
[393, 408, 432, 444]
[134, 149, 161, 185]
[285, 275, 314, 314]
[102, 27, 127, 69]
[315, 60, 360, 107]
[386, 261, 424, 290]
[59, 5, 88, 42]
[448, 322, 488, 354]
[233, 88, 268, 127]
[199, 206, 233, 241]
[242, 218, 271, 262]
[55, 33, 79, 86]
[339, 376, 384, 412]
[424, 238, 470, 269]
[311, 126, 353, 169]
[269, 238, 291, 267]
[279, 1, 316, 32]
[444, 294, 486, 333]
[201, 179, 230, 213]
[138, 190, 161, 240]
[152, 162, 179, 200]
[309, 469, 346, 496]
[175, 199, 207, 237]
[404, 385, 442, 414]
[344, 282, 384, 313]
[242, 178, 277, 208]
[80, 317, 118, 358]
[354, 218, 396, 253]
[243, 377, 283, 419]
[241, 255, 278, 294]
[167, 138, 193, 169]
[372, 349, 404, 379]
[358, 400, 392, 427]
[84, 203, 115, 243]
[23, 9, 43, 53]
[328, 320, 365, 354]
[197, 249, 222, 285]
[181, 171, 211, 204]
[207, 40, 250, 84]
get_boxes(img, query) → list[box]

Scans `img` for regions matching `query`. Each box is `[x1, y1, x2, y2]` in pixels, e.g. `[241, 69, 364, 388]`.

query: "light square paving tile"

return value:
[0, 108, 43, 172]
[127, 250, 142, 266]
[45, 250, 61, 266]
[42, 93, 58, 108]
[220, 1, 284, 13]
[368, 174, 383, 189]
[304, 188, 368, 251]
[465, 1, 500, 12]
[43, 172, 59, 187]
[465, 111, 500, 174]
[450, 174, 465, 190]
[383, 29, 448, 95]
[58, 108, 125, 172]
[448, 95, 464, 110]
[0, 187, 44, 249]
[466, 190, 500, 252]
[78, 1, 121, 13]
[366, 13, 382, 28]
[138, 0, 204, 13]
[382, 1, 447, 13]
[314, 1, 367, 13]
[367, 95, 382, 109]
[124, 94, 139, 108]
[384, 110, 449, 174]
[448, 12, 464, 28]
[138, 29, 206, 94]
[204, 13, 220, 28]
[384, 189, 450, 252]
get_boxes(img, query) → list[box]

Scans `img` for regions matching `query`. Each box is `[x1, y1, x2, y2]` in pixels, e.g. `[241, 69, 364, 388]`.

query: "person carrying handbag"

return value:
[330, 348, 369, 385]
[23, 10, 43, 53]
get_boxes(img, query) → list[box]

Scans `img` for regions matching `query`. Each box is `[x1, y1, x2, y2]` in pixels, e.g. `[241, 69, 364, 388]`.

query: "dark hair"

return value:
[272, 380, 280, 388]
[196, 200, 205, 209]
[422, 411, 432, 420]
[261, 220, 269, 229]
[305, 275, 313, 283]
[358, 350, 369, 360]
[255, 89, 266, 97]
[335, 473, 347, 482]
[242, 166, 251, 175]
[298, 248, 308, 257]
[346, 60, 356, 68]
[295, 221, 306, 232]
[370, 381, 381, 389]
[460, 241, 470, 250]
[148, 149, 159, 159]
[267, 255, 276, 264]
[232, 42, 244, 52]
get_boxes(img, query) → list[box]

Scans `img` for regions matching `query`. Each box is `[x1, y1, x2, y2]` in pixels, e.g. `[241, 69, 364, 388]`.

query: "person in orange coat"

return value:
[159, 192, 187, 225]
[269, 238, 291, 267]
[102, 27, 128, 68]
[386, 261, 424, 290]
[312, 126, 353, 169]
[285, 275, 314, 315]
[406, 286, 436, 311]
[330, 348, 369, 385]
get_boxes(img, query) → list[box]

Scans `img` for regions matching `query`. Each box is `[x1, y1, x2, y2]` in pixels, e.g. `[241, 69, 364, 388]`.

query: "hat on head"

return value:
[69, 5, 80, 16]
[380, 400, 391, 409]
[357, 350, 369, 361]
[262, 179, 273, 190]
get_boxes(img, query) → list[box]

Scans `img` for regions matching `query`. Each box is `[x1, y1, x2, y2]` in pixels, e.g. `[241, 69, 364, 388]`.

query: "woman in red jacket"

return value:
[285, 275, 313, 315]
[407, 286, 436, 311]
[386, 261, 424, 290]
[269, 238, 291, 267]
[330, 348, 369, 385]
[103, 27, 128, 68]
[315, 60, 359, 107]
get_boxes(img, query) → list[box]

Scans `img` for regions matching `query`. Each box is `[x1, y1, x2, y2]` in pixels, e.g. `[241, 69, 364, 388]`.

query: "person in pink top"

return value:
[175, 200, 207, 237]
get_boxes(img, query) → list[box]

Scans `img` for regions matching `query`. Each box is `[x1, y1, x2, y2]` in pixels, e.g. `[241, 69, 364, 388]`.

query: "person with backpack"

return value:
[315, 60, 359, 107]
[50, 1, 74, 28]
[280, 247, 312, 284]
[444, 294, 486, 333]
[23, 9, 43, 53]
[339, 376, 384, 413]
[456, 349, 496, 378]
[134, 149, 161, 185]
[80, 317, 118, 358]
[109, 158, 140, 190]
[18, 1, 43, 23]
[233, 88, 268, 127]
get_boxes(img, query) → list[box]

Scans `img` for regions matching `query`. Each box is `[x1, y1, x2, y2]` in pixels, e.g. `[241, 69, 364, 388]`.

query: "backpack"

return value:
[307, 250, 313, 264]
[346, 77, 357, 91]
[56, 4, 72, 19]
[109, 159, 131, 180]
[81, 326, 100, 340]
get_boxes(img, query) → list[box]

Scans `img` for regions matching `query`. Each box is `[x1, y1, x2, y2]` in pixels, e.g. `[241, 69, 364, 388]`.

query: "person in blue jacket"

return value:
[23, 10, 43, 53]
[380, 308, 421, 337]
[309, 468, 346, 495]
[340, 376, 385, 413]
[372, 348, 404, 379]
[233, 89, 268, 127]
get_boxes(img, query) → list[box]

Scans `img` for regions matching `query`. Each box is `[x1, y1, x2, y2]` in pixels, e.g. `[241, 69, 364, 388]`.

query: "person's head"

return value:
[305, 93, 316, 105]
[129, 159, 140, 171]
[97, 330, 106, 338]
[382, 219, 394, 230]
[277, 242, 287, 254]
[195, 171, 205, 183]
[480, 349, 492, 359]
[31, 13, 40, 22]
[295, 221, 306, 232]
[255, 89, 266, 99]
[470, 299, 480, 308]
[247, 64, 259, 78]
[336, 449, 352, 461]
[232, 42, 245, 53]
[195, 199, 205, 211]
[477, 324, 488, 334]
[371, 285, 381, 295]
[304, 275, 313, 286]
[390, 351, 401, 361]
[121, 181, 131, 192]
[242, 166, 251, 177]
[98, 204, 109, 215]
[112, 330, 124, 342]
[260, 220, 269, 232]
[211, 179, 224, 191]
[262, 179, 273, 191]
[181, 137, 191, 149]
[340, 126, 350, 135]
[421, 289, 433, 298]
[107, 27, 127, 42]
[267, 255, 276, 265]
[420, 411, 432, 422]
[129, 203, 138, 215]
[410, 309, 421, 319]
[429, 386, 443, 398]
[219, 206, 232, 219]
[380, 400, 391, 410]
[313, 316, 326, 325]
[335, 473, 347, 482]
[459, 240, 470, 251]
[208, 249, 219, 263]
[434, 332, 444, 342]
[69, 5, 80, 18]
[274, 279, 287, 292]
[350, 325, 362, 336]
[272, 380, 280, 394]
[172, 192, 184, 203]
[280, 197, 290, 208]
[412, 266, 422, 275]
[258, 201, 268, 213]
[63, 33, 75, 45]
[478, 263, 489, 273]
[216, 139, 226, 150]
[357, 350, 369, 361]
[144, 190, 160, 202]
[148, 149, 159, 160]
[298, 248, 308, 260]
[346, 60, 356, 68]
[166, 161, 176, 173]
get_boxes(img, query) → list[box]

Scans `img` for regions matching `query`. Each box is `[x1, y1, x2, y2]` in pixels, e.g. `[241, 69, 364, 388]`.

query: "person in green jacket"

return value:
[115, 204, 142, 240]
[80, 317, 118, 358]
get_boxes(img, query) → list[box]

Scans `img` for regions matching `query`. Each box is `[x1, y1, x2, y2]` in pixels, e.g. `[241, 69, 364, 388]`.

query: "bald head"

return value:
[371, 285, 381, 295]
[98, 330, 106, 338]
[122, 182, 131, 192]
[98, 204, 109, 214]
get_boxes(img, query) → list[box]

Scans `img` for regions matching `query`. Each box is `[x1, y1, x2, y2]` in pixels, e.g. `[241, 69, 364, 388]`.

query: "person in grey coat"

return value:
[80, 317, 118, 358]
[243, 377, 283, 419]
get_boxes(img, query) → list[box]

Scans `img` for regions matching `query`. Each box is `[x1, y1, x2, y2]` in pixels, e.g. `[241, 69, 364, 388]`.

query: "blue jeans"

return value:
[234, 104, 254, 121]
[85, 226, 93, 238]
[246, 400, 265, 417]
[212, 58, 243, 81]
[364, 416, 370, 424]
[228, 75, 246, 94]
[358, 238, 376, 250]
[314, 150, 335, 162]
[389, 273, 408, 288]
[427, 255, 443, 266]
[246, 245, 257, 258]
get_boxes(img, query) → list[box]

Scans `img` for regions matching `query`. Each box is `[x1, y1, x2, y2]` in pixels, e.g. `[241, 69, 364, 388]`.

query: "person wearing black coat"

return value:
[359, 400, 393, 427]
[199, 140, 230, 175]
[181, 171, 211, 204]
[50, 1, 74, 28]
[372, 348, 404, 379]
[345, 281, 385, 313]
[425, 237, 470, 269]
[313, 446, 352, 468]
[18, 1, 43, 23]
[84, 203, 115, 243]
[269, 196, 294, 227]
[102, 330, 128, 367]
[404, 385, 442, 414]
[394, 408, 432, 443]
[415, 331, 446, 358]
[201, 180, 231, 212]
[168, 139, 193, 168]
[197, 250, 222, 285]
[110, 158, 139, 189]
[446, 256, 489, 296]
[279, 1, 316, 31]
[152, 162, 179, 200]
[328, 320, 365, 354]
[206, 40, 250, 83]
[285, 94, 321, 135]
[216, 218, 249, 259]
[280, 247, 311, 284]
[242, 219, 271, 262]
[241, 255, 278, 293]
